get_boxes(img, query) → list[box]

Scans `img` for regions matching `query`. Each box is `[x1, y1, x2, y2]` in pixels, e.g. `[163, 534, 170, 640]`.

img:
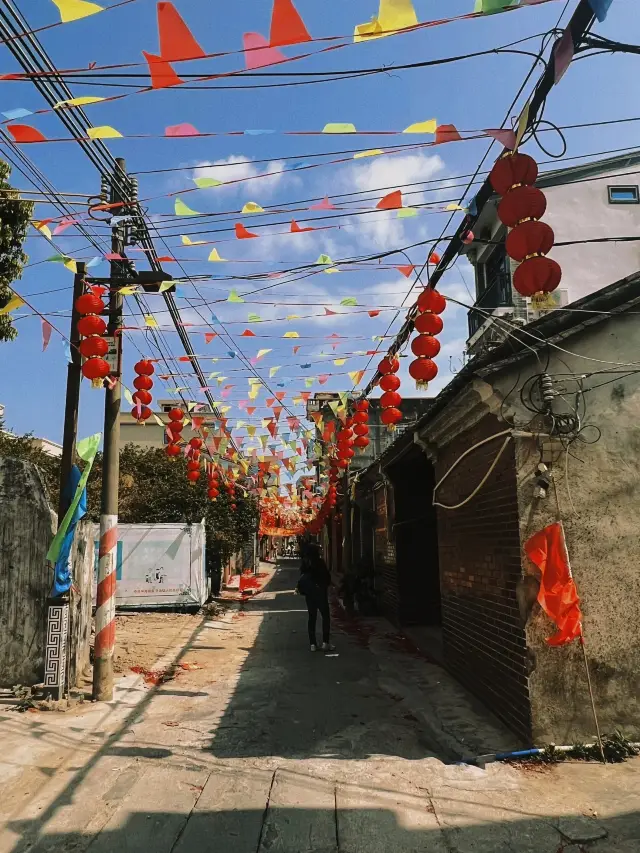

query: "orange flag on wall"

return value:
[524, 521, 583, 646]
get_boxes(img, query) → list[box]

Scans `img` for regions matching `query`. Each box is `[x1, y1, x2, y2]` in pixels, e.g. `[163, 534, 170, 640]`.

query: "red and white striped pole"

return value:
[93, 157, 127, 701]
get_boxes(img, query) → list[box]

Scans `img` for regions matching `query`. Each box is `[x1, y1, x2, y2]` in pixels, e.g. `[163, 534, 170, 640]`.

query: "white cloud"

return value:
[347, 153, 446, 203]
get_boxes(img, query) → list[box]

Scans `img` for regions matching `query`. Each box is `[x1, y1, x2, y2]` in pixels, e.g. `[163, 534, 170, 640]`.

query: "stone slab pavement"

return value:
[0, 561, 639, 852]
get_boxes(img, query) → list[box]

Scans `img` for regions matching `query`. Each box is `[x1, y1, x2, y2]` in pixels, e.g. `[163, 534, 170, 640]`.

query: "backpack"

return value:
[296, 572, 316, 597]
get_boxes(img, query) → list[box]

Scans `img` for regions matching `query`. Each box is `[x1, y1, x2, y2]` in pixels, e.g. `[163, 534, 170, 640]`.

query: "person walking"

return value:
[297, 544, 334, 652]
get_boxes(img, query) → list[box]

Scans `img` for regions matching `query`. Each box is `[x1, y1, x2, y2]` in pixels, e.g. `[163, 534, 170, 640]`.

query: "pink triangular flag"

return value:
[310, 196, 336, 210]
[42, 320, 52, 352]
[165, 123, 200, 136]
[243, 32, 286, 70]
[484, 128, 517, 150]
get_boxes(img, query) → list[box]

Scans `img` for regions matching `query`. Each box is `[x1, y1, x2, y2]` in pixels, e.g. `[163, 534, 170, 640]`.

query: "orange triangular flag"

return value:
[293, 345, 301, 354]
[275, 391, 286, 400]
[247, 406, 257, 415]
[368, 310, 380, 317]
[273, 406, 283, 420]
[397, 264, 415, 278]
[290, 219, 314, 233]
[241, 329, 256, 336]
[377, 190, 402, 210]
[204, 332, 217, 343]
[235, 222, 258, 239]
[435, 124, 463, 144]
[269, 0, 312, 47]
[157, 2, 205, 61]
[7, 124, 47, 143]
[143, 51, 183, 89]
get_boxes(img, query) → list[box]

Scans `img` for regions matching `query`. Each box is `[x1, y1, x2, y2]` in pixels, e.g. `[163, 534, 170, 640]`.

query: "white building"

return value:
[464, 150, 640, 353]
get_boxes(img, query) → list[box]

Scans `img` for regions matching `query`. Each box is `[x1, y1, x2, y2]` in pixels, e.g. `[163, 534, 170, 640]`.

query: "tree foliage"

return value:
[0, 423, 259, 575]
[0, 160, 35, 342]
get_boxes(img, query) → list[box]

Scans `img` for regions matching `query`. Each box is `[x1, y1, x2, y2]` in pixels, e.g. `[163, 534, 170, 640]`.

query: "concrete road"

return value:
[0, 561, 638, 852]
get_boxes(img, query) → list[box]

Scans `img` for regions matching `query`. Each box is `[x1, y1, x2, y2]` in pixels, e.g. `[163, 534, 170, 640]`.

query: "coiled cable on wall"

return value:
[432, 430, 513, 511]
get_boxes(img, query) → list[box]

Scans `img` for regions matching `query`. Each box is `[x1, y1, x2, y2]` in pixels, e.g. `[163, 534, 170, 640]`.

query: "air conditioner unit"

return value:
[527, 289, 568, 322]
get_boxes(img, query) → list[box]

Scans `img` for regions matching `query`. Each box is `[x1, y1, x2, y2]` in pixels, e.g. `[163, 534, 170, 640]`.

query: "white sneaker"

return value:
[310, 644, 318, 652]
[322, 642, 335, 652]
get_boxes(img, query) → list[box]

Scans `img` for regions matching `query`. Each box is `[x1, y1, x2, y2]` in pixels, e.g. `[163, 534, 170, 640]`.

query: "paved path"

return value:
[1, 561, 639, 852]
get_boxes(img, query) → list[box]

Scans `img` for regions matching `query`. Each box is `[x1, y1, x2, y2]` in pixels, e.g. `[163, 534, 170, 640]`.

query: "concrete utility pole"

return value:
[57, 261, 86, 520]
[93, 158, 127, 701]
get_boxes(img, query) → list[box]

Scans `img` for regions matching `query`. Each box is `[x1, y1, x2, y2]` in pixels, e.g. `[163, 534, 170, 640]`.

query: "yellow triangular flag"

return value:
[256, 349, 271, 360]
[283, 331, 299, 338]
[286, 314, 300, 320]
[349, 370, 365, 386]
[403, 119, 437, 134]
[63, 258, 78, 272]
[208, 248, 225, 262]
[228, 289, 244, 303]
[354, 18, 383, 42]
[35, 221, 52, 240]
[159, 280, 175, 292]
[193, 176, 223, 188]
[175, 198, 200, 216]
[0, 294, 25, 315]
[182, 235, 206, 246]
[334, 358, 347, 366]
[55, 95, 105, 109]
[87, 125, 122, 139]
[322, 123, 356, 134]
[242, 202, 264, 214]
[118, 285, 139, 295]
[379, 0, 418, 32]
[515, 98, 531, 150]
[269, 366, 281, 378]
[354, 149, 384, 158]
[51, 0, 103, 23]
[144, 314, 158, 328]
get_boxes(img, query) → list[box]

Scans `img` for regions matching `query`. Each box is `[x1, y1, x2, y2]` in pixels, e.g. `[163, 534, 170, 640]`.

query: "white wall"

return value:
[545, 169, 640, 301]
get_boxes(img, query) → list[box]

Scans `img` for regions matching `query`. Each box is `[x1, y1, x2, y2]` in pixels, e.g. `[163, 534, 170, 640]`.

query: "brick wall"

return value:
[435, 413, 531, 741]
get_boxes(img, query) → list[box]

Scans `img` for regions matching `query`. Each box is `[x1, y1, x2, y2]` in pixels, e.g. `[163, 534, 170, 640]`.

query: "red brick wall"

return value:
[435, 414, 531, 741]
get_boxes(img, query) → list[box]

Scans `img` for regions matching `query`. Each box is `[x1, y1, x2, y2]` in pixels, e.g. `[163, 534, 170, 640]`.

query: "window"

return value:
[608, 186, 639, 204]
[162, 404, 173, 412]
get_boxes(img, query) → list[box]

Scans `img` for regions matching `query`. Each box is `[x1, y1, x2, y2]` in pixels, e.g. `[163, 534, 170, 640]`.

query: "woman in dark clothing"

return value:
[298, 545, 334, 652]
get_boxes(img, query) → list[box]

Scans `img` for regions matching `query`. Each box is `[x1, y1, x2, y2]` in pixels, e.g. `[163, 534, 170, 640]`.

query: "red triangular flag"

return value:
[266, 397, 275, 406]
[324, 307, 337, 315]
[435, 124, 463, 145]
[204, 332, 217, 343]
[377, 190, 402, 210]
[397, 264, 415, 278]
[275, 392, 286, 400]
[269, 0, 312, 47]
[368, 310, 380, 318]
[292, 345, 301, 354]
[290, 219, 314, 233]
[524, 522, 583, 646]
[143, 51, 184, 89]
[241, 329, 256, 336]
[273, 406, 283, 420]
[247, 406, 257, 415]
[7, 124, 46, 143]
[157, 2, 205, 61]
[235, 222, 258, 239]
[318, 374, 329, 384]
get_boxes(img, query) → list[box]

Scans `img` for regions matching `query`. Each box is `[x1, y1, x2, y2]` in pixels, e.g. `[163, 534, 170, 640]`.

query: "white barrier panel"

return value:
[92, 521, 207, 608]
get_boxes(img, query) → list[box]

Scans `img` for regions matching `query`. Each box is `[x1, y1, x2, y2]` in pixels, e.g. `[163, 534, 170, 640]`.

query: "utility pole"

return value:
[57, 261, 86, 519]
[93, 158, 127, 701]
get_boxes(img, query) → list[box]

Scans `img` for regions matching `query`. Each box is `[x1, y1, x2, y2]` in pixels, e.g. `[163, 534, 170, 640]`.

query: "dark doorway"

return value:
[387, 447, 441, 635]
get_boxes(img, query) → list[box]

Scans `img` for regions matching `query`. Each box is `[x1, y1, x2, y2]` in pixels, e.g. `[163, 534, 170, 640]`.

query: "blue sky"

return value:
[1, 0, 638, 455]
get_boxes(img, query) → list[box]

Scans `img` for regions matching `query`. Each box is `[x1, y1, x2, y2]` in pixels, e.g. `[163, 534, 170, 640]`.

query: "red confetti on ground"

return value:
[130, 665, 177, 685]
[178, 662, 202, 671]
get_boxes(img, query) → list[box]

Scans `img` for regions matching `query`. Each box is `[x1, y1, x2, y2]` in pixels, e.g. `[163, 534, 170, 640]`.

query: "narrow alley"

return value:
[1, 562, 639, 853]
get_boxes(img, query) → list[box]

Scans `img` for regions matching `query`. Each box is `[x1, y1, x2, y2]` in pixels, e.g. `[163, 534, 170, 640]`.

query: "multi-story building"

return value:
[464, 150, 640, 354]
[119, 400, 216, 450]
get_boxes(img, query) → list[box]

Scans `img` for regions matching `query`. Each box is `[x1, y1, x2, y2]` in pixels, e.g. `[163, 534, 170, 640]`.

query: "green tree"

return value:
[0, 161, 34, 342]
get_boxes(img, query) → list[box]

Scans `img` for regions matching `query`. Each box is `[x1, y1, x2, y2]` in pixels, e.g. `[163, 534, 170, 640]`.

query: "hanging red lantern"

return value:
[134, 359, 154, 376]
[417, 288, 446, 315]
[378, 355, 399, 375]
[132, 359, 154, 421]
[133, 374, 153, 391]
[513, 256, 562, 297]
[354, 399, 369, 412]
[505, 220, 555, 262]
[132, 389, 152, 406]
[82, 358, 110, 382]
[414, 312, 444, 335]
[79, 336, 108, 358]
[379, 374, 401, 392]
[187, 470, 200, 485]
[497, 185, 547, 228]
[75, 291, 105, 316]
[380, 407, 402, 426]
[168, 407, 184, 421]
[77, 314, 106, 337]
[353, 423, 369, 436]
[189, 437, 203, 451]
[353, 410, 369, 424]
[489, 152, 538, 196]
[354, 435, 370, 449]
[165, 443, 181, 459]
[167, 420, 183, 439]
[380, 390, 402, 409]
[131, 405, 151, 423]
[411, 334, 441, 358]
[187, 460, 200, 472]
[409, 358, 438, 388]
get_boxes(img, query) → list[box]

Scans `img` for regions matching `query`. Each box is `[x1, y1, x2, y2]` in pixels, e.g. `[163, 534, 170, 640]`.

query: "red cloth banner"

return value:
[524, 521, 583, 646]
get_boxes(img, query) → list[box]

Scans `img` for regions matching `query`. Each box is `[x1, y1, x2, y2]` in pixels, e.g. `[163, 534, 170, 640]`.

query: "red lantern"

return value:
[489, 152, 538, 196]
[380, 407, 402, 426]
[131, 405, 151, 423]
[354, 424, 369, 436]
[132, 389, 152, 406]
[81, 358, 110, 381]
[354, 399, 369, 412]
[208, 488, 219, 499]
[513, 256, 562, 297]
[75, 292, 105, 316]
[414, 312, 444, 335]
[187, 470, 200, 484]
[378, 355, 399, 375]
[379, 374, 401, 392]
[337, 459, 349, 469]
[354, 436, 370, 449]
[353, 411, 369, 424]
[189, 437, 203, 450]
[428, 252, 441, 266]
[79, 336, 108, 358]
[505, 220, 555, 263]
[337, 428, 353, 442]
[409, 358, 438, 388]
[187, 460, 200, 472]
[417, 288, 446, 315]
[134, 359, 154, 376]
[380, 390, 402, 409]
[411, 334, 441, 359]
[77, 314, 106, 337]
[133, 375, 153, 391]
[168, 408, 184, 421]
[498, 185, 547, 228]
[165, 443, 181, 459]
